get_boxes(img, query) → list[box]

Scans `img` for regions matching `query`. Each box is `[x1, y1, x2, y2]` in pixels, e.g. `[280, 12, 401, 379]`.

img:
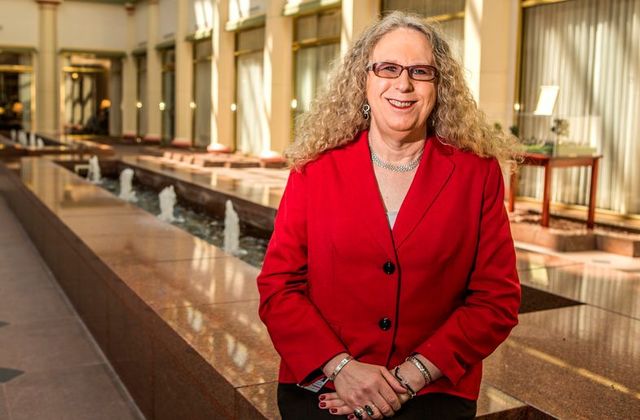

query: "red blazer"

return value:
[257, 131, 520, 400]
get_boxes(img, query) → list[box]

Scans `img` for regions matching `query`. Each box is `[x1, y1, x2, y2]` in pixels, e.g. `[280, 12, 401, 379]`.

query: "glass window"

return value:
[294, 9, 341, 42]
[293, 9, 341, 125]
[382, 0, 465, 17]
[193, 39, 212, 148]
[517, 0, 640, 215]
[381, 0, 465, 62]
[228, 0, 266, 21]
[62, 55, 110, 135]
[0, 52, 33, 132]
[161, 48, 176, 143]
[235, 27, 267, 155]
[237, 26, 265, 52]
[136, 55, 147, 138]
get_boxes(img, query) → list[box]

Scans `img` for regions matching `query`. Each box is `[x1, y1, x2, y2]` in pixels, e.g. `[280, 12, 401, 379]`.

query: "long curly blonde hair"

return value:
[287, 11, 519, 168]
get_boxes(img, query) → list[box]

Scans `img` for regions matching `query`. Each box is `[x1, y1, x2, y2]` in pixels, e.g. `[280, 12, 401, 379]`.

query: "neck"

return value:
[368, 128, 426, 164]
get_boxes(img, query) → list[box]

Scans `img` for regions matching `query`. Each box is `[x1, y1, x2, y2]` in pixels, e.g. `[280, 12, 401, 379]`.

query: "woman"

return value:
[258, 12, 521, 420]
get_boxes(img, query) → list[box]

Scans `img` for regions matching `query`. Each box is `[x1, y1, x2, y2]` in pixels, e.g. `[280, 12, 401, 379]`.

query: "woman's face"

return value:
[366, 28, 437, 141]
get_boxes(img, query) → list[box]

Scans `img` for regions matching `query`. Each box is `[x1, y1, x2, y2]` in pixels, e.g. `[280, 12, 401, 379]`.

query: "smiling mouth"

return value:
[387, 98, 416, 109]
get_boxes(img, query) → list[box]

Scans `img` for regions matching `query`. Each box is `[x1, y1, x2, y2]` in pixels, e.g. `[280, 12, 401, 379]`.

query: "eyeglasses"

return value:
[366, 62, 438, 82]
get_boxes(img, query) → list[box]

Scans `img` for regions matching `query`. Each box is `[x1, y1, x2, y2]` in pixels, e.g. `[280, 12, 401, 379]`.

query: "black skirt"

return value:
[277, 383, 477, 420]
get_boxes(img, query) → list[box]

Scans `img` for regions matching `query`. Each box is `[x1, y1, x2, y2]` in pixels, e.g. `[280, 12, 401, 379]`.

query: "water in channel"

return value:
[100, 177, 269, 268]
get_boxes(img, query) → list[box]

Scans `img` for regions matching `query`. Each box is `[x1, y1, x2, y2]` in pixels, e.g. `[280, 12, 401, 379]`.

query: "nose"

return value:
[394, 68, 414, 92]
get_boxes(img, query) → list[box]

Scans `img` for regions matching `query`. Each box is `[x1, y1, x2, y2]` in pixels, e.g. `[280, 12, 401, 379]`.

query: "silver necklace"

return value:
[369, 140, 424, 172]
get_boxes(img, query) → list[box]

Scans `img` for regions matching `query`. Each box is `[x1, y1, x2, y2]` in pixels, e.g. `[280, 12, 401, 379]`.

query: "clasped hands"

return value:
[319, 355, 426, 419]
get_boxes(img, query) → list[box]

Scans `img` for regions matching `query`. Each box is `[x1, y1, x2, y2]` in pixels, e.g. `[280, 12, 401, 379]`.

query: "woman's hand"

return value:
[321, 360, 407, 418]
[318, 389, 411, 418]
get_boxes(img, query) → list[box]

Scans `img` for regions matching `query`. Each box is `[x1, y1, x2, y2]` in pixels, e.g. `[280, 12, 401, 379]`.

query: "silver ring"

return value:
[364, 405, 375, 417]
[353, 407, 365, 419]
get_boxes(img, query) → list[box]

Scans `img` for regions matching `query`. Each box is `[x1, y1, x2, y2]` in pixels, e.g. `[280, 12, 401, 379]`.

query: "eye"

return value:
[377, 63, 401, 74]
[410, 66, 436, 79]
[411, 67, 428, 76]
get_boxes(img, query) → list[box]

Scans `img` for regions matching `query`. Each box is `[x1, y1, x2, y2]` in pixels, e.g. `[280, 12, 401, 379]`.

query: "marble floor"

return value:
[0, 196, 143, 420]
[484, 249, 640, 419]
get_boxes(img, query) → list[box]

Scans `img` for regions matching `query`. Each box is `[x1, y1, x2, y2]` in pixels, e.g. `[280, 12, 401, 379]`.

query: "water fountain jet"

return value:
[224, 200, 246, 256]
[87, 156, 102, 183]
[118, 168, 137, 202]
[18, 131, 27, 146]
[158, 185, 178, 222]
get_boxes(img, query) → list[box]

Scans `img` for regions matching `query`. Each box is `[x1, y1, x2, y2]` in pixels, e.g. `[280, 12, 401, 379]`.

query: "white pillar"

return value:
[122, 2, 137, 139]
[172, 0, 193, 146]
[262, 0, 292, 156]
[145, 0, 161, 142]
[464, 0, 519, 128]
[209, 0, 235, 152]
[36, 0, 61, 134]
[341, 0, 380, 56]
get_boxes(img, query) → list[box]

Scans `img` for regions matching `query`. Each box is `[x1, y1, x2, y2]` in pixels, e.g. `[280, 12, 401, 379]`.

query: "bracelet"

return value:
[393, 366, 416, 398]
[328, 355, 353, 381]
[406, 355, 433, 385]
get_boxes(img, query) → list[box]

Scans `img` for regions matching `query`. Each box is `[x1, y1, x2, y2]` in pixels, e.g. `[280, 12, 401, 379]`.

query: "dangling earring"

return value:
[362, 103, 371, 120]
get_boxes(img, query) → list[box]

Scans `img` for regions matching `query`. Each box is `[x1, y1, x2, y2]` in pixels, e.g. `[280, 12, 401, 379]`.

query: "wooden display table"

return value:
[509, 153, 602, 229]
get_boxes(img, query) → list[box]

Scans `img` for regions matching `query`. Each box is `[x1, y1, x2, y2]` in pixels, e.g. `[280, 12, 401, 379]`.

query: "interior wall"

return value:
[0, 0, 39, 47]
[58, 1, 127, 51]
[159, 0, 178, 41]
[135, 1, 149, 48]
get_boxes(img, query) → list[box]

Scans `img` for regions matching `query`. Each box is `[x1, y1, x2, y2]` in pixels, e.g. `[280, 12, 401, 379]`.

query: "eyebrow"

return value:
[372, 60, 434, 66]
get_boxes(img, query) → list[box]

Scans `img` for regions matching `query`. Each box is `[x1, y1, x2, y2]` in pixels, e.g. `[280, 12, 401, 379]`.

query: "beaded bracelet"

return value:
[406, 355, 433, 385]
[393, 366, 416, 398]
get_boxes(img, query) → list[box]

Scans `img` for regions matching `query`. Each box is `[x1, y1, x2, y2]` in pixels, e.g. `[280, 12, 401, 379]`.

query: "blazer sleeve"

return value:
[414, 158, 521, 385]
[257, 168, 347, 384]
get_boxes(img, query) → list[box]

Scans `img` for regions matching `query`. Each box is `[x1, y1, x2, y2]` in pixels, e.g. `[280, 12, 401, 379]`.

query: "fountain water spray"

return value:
[18, 131, 27, 146]
[10, 129, 16, 141]
[118, 168, 137, 202]
[36, 138, 45, 149]
[87, 155, 102, 183]
[224, 200, 246, 256]
[158, 185, 177, 222]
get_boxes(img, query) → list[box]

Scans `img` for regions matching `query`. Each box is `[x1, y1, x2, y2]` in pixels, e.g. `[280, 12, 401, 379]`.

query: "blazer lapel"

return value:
[392, 137, 455, 249]
[345, 131, 396, 259]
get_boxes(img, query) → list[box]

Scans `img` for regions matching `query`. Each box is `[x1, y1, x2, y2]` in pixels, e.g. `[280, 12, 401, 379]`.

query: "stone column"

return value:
[262, 0, 292, 157]
[340, 0, 380, 56]
[122, 2, 137, 139]
[145, 0, 161, 142]
[464, 0, 519, 128]
[35, 0, 61, 134]
[209, 0, 235, 152]
[171, 0, 193, 147]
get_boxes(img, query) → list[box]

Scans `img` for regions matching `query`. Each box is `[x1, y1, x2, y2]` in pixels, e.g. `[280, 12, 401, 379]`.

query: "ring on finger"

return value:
[364, 404, 376, 417]
[353, 407, 365, 419]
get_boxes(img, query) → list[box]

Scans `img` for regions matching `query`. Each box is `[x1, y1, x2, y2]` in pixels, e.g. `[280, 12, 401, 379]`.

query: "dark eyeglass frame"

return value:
[366, 61, 439, 82]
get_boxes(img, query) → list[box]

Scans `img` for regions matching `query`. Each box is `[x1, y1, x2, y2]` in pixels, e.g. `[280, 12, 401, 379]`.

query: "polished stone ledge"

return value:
[1, 158, 279, 419]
